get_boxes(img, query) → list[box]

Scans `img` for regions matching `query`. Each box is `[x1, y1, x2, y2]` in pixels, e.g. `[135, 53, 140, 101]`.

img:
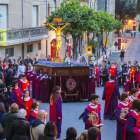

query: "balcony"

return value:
[0, 26, 49, 46]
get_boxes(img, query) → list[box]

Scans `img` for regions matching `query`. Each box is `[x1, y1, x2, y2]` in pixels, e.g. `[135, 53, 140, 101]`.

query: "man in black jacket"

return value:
[3, 54, 11, 64]
[5, 69, 15, 87]
[25, 55, 33, 66]
[9, 109, 30, 140]
[0, 84, 10, 112]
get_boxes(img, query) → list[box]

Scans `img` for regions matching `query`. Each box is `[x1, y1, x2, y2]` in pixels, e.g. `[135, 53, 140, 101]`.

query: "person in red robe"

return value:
[135, 69, 140, 88]
[129, 66, 136, 88]
[137, 84, 140, 99]
[109, 63, 117, 83]
[115, 93, 132, 140]
[36, 69, 43, 100]
[94, 65, 100, 87]
[30, 67, 38, 98]
[25, 66, 32, 82]
[19, 90, 33, 121]
[83, 94, 103, 140]
[102, 75, 120, 119]
[124, 75, 132, 93]
[49, 86, 62, 138]
[129, 88, 138, 103]
[11, 80, 23, 106]
[123, 99, 140, 140]
[29, 102, 39, 123]
[40, 72, 50, 102]
[19, 74, 30, 93]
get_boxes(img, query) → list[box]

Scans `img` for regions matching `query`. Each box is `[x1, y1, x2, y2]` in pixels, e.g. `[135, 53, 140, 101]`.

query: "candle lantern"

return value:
[69, 44, 71, 58]
[51, 44, 53, 62]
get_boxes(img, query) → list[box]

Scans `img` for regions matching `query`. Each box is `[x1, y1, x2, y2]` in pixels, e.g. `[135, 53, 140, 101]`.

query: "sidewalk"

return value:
[93, 37, 132, 64]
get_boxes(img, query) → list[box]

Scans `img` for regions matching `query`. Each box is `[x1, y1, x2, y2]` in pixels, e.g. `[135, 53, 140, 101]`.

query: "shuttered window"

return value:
[0, 5, 8, 29]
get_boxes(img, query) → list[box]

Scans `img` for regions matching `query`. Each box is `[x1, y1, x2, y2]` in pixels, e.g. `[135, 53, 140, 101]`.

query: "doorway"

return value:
[51, 39, 57, 58]
[133, 26, 136, 31]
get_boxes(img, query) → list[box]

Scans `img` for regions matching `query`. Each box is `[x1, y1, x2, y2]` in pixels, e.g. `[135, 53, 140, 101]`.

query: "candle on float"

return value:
[51, 44, 53, 58]
[51, 44, 53, 62]
[68, 44, 71, 58]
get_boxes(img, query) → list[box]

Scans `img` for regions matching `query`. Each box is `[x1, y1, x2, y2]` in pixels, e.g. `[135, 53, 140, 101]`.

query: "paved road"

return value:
[35, 35, 140, 140]
[124, 38, 140, 64]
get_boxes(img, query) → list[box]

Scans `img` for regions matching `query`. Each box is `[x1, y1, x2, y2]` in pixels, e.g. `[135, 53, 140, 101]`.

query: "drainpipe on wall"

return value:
[46, 0, 48, 57]
[22, 0, 24, 28]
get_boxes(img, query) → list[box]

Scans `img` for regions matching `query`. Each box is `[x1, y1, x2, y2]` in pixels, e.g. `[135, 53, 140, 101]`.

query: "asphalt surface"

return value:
[35, 34, 140, 140]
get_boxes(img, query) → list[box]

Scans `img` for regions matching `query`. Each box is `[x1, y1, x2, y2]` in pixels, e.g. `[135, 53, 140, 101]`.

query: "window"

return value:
[38, 43, 41, 50]
[105, 0, 107, 11]
[27, 44, 33, 53]
[5, 48, 14, 57]
[0, 5, 8, 29]
[33, 6, 38, 27]
[48, 3, 50, 17]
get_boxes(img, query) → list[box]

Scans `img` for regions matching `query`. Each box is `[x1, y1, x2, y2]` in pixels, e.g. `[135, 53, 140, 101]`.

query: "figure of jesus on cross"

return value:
[45, 17, 71, 56]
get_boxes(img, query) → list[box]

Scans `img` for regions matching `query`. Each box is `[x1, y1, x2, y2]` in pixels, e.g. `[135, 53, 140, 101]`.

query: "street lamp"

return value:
[0, 14, 2, 29]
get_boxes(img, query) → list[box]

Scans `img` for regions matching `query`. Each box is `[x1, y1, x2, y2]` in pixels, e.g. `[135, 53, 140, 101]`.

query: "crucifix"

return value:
[45, 17, 71, 58]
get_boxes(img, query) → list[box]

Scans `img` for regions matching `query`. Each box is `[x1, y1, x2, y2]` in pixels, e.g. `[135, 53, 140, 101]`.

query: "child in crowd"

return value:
[115, 93, 131, 140]
[83, 94, 102, 140]
[19, 90, 33, 120]
[88, 127, 99, 140]
[124, 75, 132, 93]
[124, 99, 140, 140]
[49, 86, 62, 138]
[129, 88, 138, 103]
[19, 74, 30, 92]
[137, 84, 140, 99]
[76, 130, 88, 140]
[12, 80, 23, 106]
[65, 127, 77, 140]
[29, 102, 39, 123]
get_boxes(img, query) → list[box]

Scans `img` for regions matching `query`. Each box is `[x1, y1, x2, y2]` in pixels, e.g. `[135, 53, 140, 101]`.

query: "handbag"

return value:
[31, 126, 35, 140]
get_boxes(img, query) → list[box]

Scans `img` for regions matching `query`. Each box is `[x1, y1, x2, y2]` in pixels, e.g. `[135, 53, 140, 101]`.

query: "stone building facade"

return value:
[0, 0, 115, 60]
[0, 0, 48, 60]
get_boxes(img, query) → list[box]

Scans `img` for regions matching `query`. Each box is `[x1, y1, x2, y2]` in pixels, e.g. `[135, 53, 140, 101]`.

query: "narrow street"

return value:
[36, 34, 140, 140]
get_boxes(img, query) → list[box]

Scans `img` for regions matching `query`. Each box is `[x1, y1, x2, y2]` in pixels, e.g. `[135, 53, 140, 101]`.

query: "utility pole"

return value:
[22, 0, 24, 28]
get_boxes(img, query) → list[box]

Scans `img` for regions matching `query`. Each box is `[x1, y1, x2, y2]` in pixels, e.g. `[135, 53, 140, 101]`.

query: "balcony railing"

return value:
[6, 27, 48, 40]
[0, 26, 49, 46]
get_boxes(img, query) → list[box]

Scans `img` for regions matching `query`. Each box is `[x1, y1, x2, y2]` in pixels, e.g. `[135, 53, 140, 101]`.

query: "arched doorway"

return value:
[51, 39, 57, 58]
